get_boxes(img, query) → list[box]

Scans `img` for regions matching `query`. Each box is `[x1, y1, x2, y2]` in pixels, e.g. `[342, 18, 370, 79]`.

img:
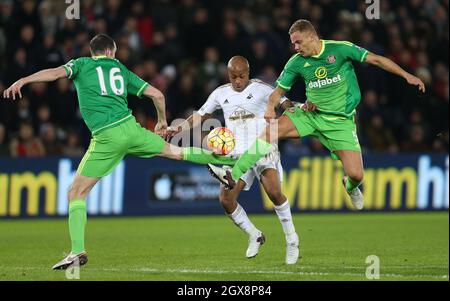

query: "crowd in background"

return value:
[0, 0, 448, 157]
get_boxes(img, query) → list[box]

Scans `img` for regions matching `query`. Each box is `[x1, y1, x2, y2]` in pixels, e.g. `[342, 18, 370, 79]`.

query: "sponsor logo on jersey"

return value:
[327, 55, 336, 63]
[314, 67, 328, 79]
[223, 99, 229, 104]
[303, 62, 311, 67]
[229, 107, 255, 121]
[308, 74, 342, 89]
[246, 93, 253, 100]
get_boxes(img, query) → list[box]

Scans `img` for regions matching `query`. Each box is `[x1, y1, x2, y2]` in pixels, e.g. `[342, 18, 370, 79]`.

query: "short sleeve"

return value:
[341, 42, 369, 63]
[62, 59, 82, 80]
[198, 89, 220, 116]
[125, 68, 149, 98]
[276, 55, 300, 91]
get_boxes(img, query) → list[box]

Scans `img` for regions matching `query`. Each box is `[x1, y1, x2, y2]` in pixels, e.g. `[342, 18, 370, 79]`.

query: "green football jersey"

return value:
[63, 56, 149, 134]
[277, 40, 369, 117]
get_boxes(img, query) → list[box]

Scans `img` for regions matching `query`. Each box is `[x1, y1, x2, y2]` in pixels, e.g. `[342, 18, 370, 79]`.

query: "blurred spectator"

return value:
[402, 125, 431, 152]
[0, 123, 9, 156]
[62, 129, 85, 157]
[40, 123, 63, 156]
[365, 115, 398, 153]
[9, 120, 45, 157]
[197, 47, 226, 95]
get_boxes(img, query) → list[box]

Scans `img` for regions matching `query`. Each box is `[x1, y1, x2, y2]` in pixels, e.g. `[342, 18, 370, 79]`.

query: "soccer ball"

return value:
[207, 127, 236, 155]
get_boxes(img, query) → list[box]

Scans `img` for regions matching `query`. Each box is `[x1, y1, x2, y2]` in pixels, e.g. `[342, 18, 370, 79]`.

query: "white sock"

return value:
[274, 199, 297, 242]
[229, 203, 260, 237]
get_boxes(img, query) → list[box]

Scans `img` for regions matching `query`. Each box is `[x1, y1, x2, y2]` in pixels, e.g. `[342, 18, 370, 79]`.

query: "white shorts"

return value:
[225, 149, 283, 191]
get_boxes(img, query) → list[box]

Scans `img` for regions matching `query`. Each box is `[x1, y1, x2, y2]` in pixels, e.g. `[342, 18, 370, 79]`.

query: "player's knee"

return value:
[348, 170, 364, 183]
[68, 183, 89, 201]
[219, 193, 236, 207]
[267, 190, 285, 204]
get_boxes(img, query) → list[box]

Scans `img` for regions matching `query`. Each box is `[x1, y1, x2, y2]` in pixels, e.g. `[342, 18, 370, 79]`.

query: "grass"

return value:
[0, 212, 448, 281]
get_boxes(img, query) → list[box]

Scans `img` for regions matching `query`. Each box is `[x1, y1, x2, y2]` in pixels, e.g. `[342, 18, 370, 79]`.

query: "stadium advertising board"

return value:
[0, 154, 448, 217]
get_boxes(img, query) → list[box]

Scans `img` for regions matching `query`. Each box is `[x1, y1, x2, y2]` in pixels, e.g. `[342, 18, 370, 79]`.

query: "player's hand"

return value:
[300, 100, 317, 112]
[405, 73, 426, 93]
[3, 79, 25, 100]
[154, 121, 168, 139]
[165, 125, 182, 141]
[264, 107, 277, 122]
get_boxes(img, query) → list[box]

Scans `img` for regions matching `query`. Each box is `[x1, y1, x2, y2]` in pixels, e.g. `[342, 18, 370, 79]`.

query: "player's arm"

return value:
[365, 53, 425, 93]
[278, 99, 294, 111]
[3, 67, 67, 100]
[142, 85, 168, 136]
[278, 99, 317, 112]
[168, 112, 212, 138]
[265, 87, 286, 121]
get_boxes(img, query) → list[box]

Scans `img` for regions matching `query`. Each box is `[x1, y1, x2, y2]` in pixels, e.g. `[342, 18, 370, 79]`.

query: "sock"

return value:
[346, 177, 362, 193]
[69, 199, 87, 254]
[274, 200, 297, 242]
[231, 138, 272, 181]
[228, 203, 260, 237]
[182, 147, 236, 166]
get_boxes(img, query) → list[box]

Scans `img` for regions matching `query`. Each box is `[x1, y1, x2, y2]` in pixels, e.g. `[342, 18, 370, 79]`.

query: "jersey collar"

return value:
[311, 40, 325, 58]
[92, 55, 109, 60]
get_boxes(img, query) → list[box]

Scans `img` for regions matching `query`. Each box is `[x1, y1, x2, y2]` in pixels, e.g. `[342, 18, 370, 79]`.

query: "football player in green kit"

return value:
[209, 19, 425, 218]
[3, 34, 236, 270]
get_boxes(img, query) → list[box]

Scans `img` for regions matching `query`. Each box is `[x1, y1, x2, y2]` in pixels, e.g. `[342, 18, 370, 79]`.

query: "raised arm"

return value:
[365, 53, 425, 93]
[3, 66, 67, 100]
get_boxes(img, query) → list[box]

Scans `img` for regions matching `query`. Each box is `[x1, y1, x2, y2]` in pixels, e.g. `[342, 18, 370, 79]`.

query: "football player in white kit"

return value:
[168, 56, 307, 264]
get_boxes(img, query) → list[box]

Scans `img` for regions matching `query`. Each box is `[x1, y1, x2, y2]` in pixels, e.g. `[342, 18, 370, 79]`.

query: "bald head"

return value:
[227, 56, 250, 92]
[227, 56, 250, 72]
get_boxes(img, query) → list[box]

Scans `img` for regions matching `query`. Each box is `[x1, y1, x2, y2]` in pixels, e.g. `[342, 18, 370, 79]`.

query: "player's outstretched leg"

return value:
[335, 150, 364, 210]
[52, 174, 99, 270]
[219, 180, 265, 258]
[157, 143, 237, 166]
[260, 169, 299, 264]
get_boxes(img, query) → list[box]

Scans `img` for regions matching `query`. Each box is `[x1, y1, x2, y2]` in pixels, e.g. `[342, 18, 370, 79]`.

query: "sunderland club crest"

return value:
[327, 54, 336, 63]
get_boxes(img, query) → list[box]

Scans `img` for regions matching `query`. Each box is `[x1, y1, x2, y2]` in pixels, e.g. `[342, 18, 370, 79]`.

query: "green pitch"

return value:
[0, 212, 448, 281]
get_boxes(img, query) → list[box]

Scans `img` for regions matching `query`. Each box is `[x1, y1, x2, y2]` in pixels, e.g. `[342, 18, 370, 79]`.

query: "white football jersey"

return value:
[198, 79, 287, 156]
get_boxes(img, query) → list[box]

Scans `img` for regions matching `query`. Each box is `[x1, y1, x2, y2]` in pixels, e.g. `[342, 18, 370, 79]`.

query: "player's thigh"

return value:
[334, 150, 364, 181]
[280, 107, 316, 140]
[127, 121, 166, 158]
[259, 168, 285, 205]
[69, 173, 101, 200]
[219, 179, 247, 202]
[77, 135, 125, 178]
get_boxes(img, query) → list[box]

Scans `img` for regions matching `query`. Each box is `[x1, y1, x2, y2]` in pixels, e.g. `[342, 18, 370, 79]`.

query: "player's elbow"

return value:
[145, 86, 165, 102]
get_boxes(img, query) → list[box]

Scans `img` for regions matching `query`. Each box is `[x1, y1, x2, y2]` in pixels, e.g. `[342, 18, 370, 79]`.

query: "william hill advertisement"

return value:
[0, 154, 448, 218]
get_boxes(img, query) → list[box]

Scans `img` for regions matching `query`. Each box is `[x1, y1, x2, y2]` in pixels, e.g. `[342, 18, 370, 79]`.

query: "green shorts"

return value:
[283, 107, 361, 160]
[77, 116, 166, 178]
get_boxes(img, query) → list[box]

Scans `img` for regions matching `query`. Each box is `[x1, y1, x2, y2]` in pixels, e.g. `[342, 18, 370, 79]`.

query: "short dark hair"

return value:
[89, 34, 116, 55]
[288, 19, 317, 35]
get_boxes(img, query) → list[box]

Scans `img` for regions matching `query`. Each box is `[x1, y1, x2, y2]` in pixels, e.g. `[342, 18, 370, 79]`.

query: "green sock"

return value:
[182, 147, 237, 166]
[346, 177, 362, 193]
[69, 199, 87, 254]
[231, 138, 272, 181]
